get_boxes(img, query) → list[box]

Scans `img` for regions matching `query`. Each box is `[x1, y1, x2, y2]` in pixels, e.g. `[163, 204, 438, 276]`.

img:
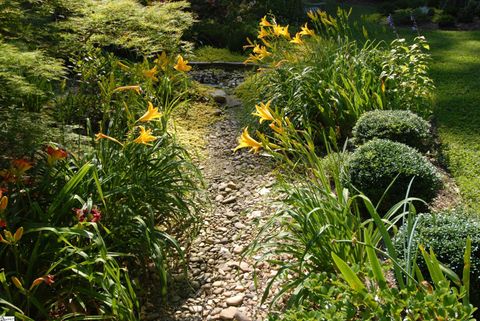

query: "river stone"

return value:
[220, 307, 238, 320]
[211, 89, 227, 104]
[226, 294, 244, 306]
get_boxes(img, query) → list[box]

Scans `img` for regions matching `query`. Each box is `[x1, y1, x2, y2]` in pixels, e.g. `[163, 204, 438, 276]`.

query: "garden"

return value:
[1, 0, 480, 320]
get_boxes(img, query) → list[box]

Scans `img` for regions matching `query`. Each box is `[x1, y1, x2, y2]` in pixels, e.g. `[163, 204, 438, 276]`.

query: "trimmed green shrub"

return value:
[352, 110, 431, 151]
[347, 139, 442, 208]
[394, 210, 480, 310]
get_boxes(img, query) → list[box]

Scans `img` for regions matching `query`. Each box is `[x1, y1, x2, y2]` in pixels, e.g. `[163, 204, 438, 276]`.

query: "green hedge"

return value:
[352, 110, 431, 151]
[394, 210, 480, 310]
[347, 139, 442, 208]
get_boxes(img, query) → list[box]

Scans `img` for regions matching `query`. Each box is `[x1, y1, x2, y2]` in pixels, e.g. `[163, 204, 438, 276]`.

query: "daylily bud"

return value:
[12, 276, 23, 290]
[13, 227, 23, 242]
[0, 196, 7, 211]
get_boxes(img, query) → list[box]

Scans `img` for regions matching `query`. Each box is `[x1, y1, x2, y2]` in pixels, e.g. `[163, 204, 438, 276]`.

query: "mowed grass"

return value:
[424, 30, 480, 210]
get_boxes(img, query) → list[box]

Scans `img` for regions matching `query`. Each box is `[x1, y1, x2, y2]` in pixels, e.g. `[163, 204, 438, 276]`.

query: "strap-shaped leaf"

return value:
[332, 252, 365, 292]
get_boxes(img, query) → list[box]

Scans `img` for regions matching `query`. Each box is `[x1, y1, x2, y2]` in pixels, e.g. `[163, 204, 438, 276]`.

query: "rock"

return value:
[189, 305, 203, 313]
[222, 196, 237, 204]
[211, 89, 228, 104]
[239, 262, 251, 272]
[248, 210, 262, 219]
[212, 108, 223, 116]
[215, 194, 225, 202]
[233, 245, 244, 254]
[227, 181, 238, 190]
[234, 222, 246, 229]
[226, 294, 244, 306]
[234, 311, 252, 321]
[220, 307, 238, 320]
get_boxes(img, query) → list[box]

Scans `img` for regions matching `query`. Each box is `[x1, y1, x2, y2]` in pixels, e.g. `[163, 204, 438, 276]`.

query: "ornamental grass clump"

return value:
[352, 110, 432, 151]
[347, 139, 442, 209]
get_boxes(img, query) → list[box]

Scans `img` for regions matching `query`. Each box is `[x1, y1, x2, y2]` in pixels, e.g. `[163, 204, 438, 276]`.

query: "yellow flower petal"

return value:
[252, 100, 274, 123]
[143, 65, 158, 81]
[260, 16, 273, 27]
[299, 23, 315, 37]
[138, 102, 162, 122]
[290, 32, 304, 45]
[133, 126, 157, 145]
[234, 127, 262, 153]
[174, 55, 192, 72]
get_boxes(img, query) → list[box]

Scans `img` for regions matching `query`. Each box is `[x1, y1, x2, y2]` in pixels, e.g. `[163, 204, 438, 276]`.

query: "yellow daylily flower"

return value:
[290, 32, 304, 45]
[299, 23, 315, 37]
[143, 65, 158, 81]
[258, 27, 270, 39]
[273, 25, 290, 39]
[234, 128, 262, 153]
[138, 102, 162, 122]
[253, 44, 272, 60]
[260, 16, 273, 27]
[174, 55, 192, 72]
[95, 133, 124, 146]
[133, 126, 157, 145]
[307, 10, 318, 22]
[252, 100, 274, 123]
[113, 85, 142, 94]
[155, 51, 169, 71]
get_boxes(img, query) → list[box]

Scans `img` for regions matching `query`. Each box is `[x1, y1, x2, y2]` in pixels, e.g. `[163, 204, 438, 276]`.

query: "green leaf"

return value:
[332, 252, 365, 292]
[463, 236, 472, 305]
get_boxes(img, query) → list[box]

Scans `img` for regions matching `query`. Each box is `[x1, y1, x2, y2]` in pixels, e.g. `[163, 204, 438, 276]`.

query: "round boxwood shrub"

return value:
[352, 110, 431, 151]
[394, 210, 480, 310]
[347, 139, 442, 208]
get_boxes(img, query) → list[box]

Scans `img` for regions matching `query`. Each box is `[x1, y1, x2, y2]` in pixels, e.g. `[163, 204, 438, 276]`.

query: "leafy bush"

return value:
[352, 110, 431, 151]
[0, 41, 65, 109]
[395, 210, 480, 310]
[61, 0, 193, 57]
[347, 139, 442, 208]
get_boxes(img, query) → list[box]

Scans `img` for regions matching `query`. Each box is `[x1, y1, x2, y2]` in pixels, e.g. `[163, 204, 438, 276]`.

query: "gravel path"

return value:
[158, 96, 280, 321]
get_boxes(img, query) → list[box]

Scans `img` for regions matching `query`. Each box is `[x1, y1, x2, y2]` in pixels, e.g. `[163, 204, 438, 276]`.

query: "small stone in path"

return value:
[233, 245, 244, 254]
[234, 222, 246, 229]
[222, 196, 237, 204]
[220, 307, 238, 320]
[226, 294, 244, 306]
[248, 210, 262, 219]
[212, 108, 223, 116]
[239, 262, 251, 272]
[189, 305, 203, 313]
[215, 194, 225, 202]
[211, 89, 228, 104]
[234, 311, 252, 321]
[227, 181, 238, 190]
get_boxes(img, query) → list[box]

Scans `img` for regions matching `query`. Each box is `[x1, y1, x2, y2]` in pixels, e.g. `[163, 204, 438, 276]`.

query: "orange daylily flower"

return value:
[46, 146, 68, 166]
[174, 55, 192, 72]
[0, 190, 7, 212]
[234, 128, 262, 153]
[133, 126, 157, 145]
[12, 159, 32, 174]
[137, 102, 162, 122]
[30, 274, 55, 290]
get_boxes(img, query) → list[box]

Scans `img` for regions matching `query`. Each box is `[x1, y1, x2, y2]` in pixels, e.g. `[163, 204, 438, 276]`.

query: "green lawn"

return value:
[425, 30, 480, 211]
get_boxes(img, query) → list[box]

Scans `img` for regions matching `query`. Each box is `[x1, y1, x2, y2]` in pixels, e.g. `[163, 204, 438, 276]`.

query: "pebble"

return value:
[220, 307, 238, 320]
[226, 294, 244, 306]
